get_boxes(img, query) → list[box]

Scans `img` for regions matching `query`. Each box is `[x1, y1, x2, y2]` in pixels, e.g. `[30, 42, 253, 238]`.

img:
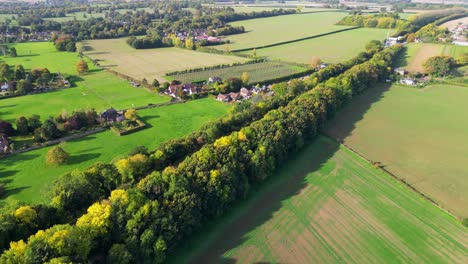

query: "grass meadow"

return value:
[324, 83, 468, 218]
[213, 12, 352, 51]
[172, 136, 467, 264]
[0, 98, 231, 204]
[248, 28, 394, 64]
[0, 42, 169, 122]
[398, 43, 468, 73]
[82, 38, 248, 82]
[169, 61, 306, 83]
[231, 6, 337, 13]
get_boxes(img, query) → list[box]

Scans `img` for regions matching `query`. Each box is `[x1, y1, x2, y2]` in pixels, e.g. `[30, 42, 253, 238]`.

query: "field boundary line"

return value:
[321, 133, 461, 221]
[1, 127, 108, 159]
[231, 26, 359, 52]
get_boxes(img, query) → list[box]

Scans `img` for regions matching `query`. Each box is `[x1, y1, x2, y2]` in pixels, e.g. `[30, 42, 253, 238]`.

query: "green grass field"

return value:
[173, 136, 467, 263]
[168, 61, 306, 83]
[0, 98, 230, 203]
[231, 6, 337, 13]
[397, 43, 468, 73]
[247, 28, 393, 64]
[82, 38, 248, 82]
[213, 12, 352, 51]
[0, 42, 169, 122]
[0, 14, 18, 26]
[43, 12, 105, 22]
[0, 42, 83, 74]
[324, 83, 468, 218]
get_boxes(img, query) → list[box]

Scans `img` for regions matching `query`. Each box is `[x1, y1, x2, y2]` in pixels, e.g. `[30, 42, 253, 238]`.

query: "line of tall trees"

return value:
[0, 44, 403, 263]
[337, 13, 409, 29]
[0, 40, 383, 256]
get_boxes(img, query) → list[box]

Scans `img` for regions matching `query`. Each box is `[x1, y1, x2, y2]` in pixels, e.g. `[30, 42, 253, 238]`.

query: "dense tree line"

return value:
[414, 23, 450, 42]
[0, 43, 403, 262]
[0, 41, 383, 255]
[337, 13, 409, 29]
[0, 62, 53, 95]
[0, 109, 99, 145]
[212, 25, 245, 36]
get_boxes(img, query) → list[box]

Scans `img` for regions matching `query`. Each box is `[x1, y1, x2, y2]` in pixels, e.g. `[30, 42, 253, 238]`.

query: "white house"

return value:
[400, 78, 416, 86]
[0, 82, 9, 92]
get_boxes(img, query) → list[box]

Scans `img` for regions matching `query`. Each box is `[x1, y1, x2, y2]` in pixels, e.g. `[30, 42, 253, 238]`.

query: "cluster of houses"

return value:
[165, 83, 202, 97]
[216, 85, 273, 103]
[165, 29, 222, 44]
[0, 31, 54, 43]
[450, 23, 467, 46]
[394, 67, 430, 86]
[162, 76, 275, 103]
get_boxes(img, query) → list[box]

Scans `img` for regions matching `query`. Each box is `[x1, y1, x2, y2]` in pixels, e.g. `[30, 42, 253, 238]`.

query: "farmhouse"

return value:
[394, 68, 407, 75]
[400, 78, 417, 86]
[240, 87, 252, 98]
[216, 94, 231, 102]
[229, 92, 242, 101]
[182, 83, 200, 95]
[167, 84, 182, 97]
[1, 82, 9, 92]
[101, 108, 125, 122]
[208, 77, 223, 84]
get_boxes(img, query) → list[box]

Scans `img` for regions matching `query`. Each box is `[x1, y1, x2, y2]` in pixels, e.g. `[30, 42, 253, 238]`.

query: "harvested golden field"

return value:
[82, 38, 248, 82]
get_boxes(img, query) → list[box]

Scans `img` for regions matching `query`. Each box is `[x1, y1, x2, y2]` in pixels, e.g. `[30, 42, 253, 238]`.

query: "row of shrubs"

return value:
[0, 41, 384, 256]
[0, 109, 100, 145]
[0, 43, 401, 262]
[165, 58, 266, 76]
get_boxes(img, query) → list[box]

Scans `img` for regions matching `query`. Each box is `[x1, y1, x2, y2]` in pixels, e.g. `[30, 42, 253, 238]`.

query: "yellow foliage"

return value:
[110, 189, 129, 204]
[210, 170, 220, 182]
[124, 109, 137, 121]
[115, 158, 131, 176]
[14, 206, 37, 225]
[152, 149, 164, 160]
[142, 203, 151, 216]
[129, 153, 148, 164]
[257, 102, 266, 110]
[9, 240, 27, 255]
[163, 166, 176, 175]
[214, 136, 231, 148]
[237, 131, 247, 141]
[76, 202, 112, 234]
[48, 230, 71, 253]
[259, 145, 266, 155]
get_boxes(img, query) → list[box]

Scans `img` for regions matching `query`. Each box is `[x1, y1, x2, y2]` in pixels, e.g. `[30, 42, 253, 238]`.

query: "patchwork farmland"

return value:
[324, 83, 468, 218]
[168, 61, 306, 84]
[175, 136, 467, 264]
[1, 1, 467, 262]
[213, 11, 352, 51]
[82, 38, 248, 82]
[249, 28, 394, 64]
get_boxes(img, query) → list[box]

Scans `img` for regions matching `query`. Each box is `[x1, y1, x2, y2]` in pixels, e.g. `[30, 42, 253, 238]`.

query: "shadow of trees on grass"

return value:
[168, 84, 391, 264]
